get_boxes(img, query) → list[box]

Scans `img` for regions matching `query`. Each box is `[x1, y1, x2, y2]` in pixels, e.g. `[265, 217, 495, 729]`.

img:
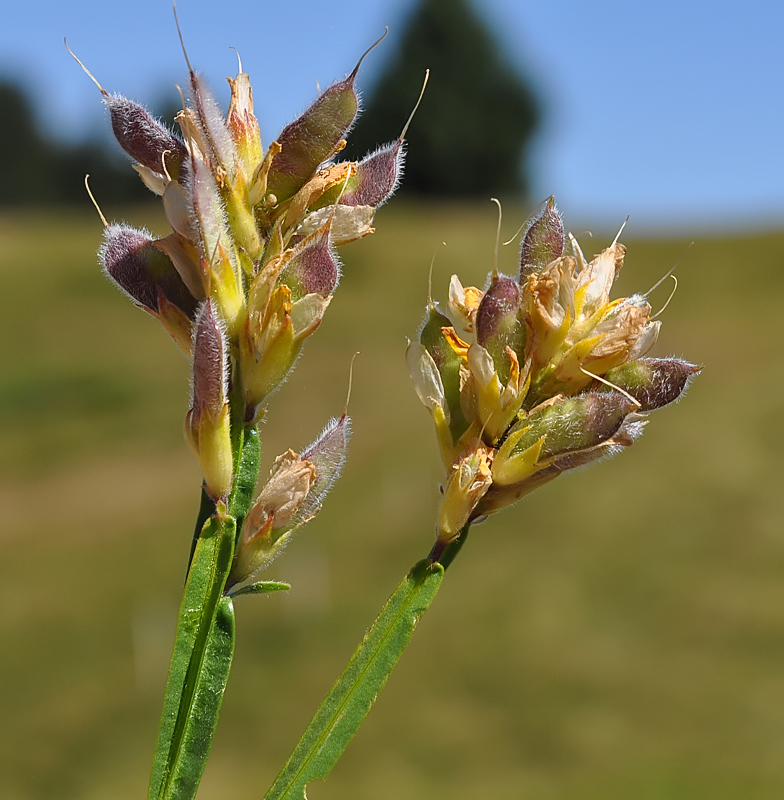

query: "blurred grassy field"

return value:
[1, 201, 783, 800]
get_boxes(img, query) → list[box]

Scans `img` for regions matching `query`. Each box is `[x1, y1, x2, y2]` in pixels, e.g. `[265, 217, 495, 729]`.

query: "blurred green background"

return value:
[1, 200, 783, 799]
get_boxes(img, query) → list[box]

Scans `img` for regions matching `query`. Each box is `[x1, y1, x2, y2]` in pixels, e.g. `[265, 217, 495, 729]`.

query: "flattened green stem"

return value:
[147, 515, 236, 800]
[187, 423, 260, 573]
[186, 486, 215, 575]
[263, 559, 444, 800]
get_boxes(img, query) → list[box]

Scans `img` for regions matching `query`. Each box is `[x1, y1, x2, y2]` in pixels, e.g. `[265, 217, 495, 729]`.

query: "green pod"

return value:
[419, 304, 469, 442]
[501, 391, 634, 465]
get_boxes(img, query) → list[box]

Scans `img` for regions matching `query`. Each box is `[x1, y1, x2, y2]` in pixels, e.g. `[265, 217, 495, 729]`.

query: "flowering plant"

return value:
[74, 19, 696, 800]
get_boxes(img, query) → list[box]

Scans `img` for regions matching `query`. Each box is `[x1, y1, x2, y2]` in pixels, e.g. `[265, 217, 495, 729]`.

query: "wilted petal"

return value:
[447, 274, 483, 335]
[628, 319, 661, 360]
[407, 341, 446, 414]
[300, 204, 375, 245]
[437, 441, 494, 543]
[575, 244, 625, 319]
[290, 293, 331, 340]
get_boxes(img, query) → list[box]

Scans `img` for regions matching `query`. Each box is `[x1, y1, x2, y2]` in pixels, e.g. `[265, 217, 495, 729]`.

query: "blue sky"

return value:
[1, 0, 782, 231]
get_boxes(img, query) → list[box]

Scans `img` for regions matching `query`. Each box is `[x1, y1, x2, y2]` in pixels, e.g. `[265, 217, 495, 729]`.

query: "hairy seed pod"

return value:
[104, 94, 188, 178]
[342, 141, 404, 208]
[191, 301, 228, 421]
[99, 224, 198, 317]
[519, 196, 565, 278]
[299, 414, 351, 520]
[475, 274, 526, 384]
[280, 225, 340, 300]
[600, 358, 701, 411]
[265, 75, 360, 204]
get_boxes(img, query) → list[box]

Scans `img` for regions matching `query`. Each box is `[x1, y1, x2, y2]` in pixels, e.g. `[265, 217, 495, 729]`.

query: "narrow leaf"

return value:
[264, 559, 444, 800]
[229, 580, 291, 598]
[147, 515, 236, 800]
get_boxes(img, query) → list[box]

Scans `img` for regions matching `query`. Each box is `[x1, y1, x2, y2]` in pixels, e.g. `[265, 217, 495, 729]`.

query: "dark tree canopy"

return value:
[349, 0, 541, 198]
[0, 81, 165, 207]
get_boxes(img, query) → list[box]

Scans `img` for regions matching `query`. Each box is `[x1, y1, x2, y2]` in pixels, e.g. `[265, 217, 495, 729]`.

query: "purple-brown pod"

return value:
[519, 196, 565, 278]
[104, 95, 188, 179]
[600, 358, 701, 411]
[99, 224, 198, 317]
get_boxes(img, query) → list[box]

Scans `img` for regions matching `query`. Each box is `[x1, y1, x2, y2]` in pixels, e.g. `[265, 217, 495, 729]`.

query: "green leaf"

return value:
[147, 515, 236, 800]
[264, 559, 444, 800]
[228, 580, 291, 598]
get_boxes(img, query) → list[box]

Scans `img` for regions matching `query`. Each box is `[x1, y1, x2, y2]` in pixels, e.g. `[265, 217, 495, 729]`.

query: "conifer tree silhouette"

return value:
[350, 0, 540, 197]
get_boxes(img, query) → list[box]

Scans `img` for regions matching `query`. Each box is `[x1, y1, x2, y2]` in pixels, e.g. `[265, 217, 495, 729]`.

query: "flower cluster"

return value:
[91, 39, 403, 584]
[407, 198, 699, 553]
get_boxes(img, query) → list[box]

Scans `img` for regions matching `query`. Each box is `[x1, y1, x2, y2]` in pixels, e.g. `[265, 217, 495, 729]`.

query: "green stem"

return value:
[186, 485, 215, 575]
[428, 523, 471, 570]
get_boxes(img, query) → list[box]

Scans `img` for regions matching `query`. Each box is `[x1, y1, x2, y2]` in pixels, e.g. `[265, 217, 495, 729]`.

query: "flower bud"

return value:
[519, 196, 565, 278]
[492, 392, 635, 486]
[104, 94, 187, 179]
[99, 224, 198, 318]
[599, 358, 701, 411]
[186, 301, 233, 500]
